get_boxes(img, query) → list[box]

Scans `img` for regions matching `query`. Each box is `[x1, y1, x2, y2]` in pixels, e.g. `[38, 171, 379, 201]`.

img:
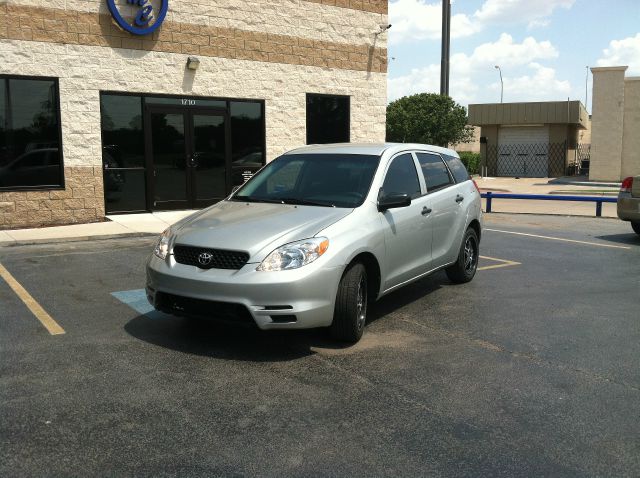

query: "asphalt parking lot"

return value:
[1, 213, 639, 477]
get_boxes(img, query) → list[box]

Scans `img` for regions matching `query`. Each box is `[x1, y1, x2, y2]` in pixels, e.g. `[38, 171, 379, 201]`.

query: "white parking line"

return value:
[485, 228, 631, 250]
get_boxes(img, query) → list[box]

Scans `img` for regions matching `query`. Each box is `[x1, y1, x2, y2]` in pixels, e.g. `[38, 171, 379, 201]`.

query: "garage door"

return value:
[497, 126, 549, 177]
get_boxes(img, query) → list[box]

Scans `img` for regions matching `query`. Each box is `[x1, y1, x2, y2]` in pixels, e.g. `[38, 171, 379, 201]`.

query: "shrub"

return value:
[458, 152, 481, 175]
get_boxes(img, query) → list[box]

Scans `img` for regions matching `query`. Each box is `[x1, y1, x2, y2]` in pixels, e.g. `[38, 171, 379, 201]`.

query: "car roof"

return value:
[283, 143, 459, 157]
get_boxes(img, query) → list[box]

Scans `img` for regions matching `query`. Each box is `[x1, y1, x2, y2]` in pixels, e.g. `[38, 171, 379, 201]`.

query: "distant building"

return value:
[589, 66, 640, 181]
[468, 101, 589, 177]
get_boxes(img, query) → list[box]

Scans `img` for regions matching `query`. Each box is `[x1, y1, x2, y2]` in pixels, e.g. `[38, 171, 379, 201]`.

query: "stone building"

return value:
[589, 66, 640, 181]
[0, 0, 388, 228]
[468, 101, 589, 177]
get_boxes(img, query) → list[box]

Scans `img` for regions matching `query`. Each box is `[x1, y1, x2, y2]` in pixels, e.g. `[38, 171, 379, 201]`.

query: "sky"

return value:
[386, 0, 640, 112]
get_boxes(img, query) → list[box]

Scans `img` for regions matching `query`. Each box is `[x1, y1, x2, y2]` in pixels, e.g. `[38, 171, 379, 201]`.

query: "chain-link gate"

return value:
[485, 142, 567, 177]
[576, 143, 591, 175]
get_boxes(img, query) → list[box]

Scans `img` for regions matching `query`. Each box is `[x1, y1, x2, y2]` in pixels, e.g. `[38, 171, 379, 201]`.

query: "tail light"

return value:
[472, 179, 481, 195]
[620, 177, 633, 193]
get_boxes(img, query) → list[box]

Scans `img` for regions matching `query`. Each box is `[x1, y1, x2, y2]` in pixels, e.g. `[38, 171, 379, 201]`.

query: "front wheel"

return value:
[632, 222, 640, 235]
[446, 228, 479, 284]
[331, 263, 368, 343]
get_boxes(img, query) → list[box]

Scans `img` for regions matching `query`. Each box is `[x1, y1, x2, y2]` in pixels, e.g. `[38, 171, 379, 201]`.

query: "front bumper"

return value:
[146, 254, 344, 330]
[617, 193, 640, 222]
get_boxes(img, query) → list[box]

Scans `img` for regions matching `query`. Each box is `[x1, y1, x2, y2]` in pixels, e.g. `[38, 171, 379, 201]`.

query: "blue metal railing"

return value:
[481, 192, 617, 217]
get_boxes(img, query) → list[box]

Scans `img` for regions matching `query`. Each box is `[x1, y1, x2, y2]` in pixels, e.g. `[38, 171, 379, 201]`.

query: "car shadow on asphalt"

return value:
[123, 274, 445, 362]
[594, 233, 640, 246]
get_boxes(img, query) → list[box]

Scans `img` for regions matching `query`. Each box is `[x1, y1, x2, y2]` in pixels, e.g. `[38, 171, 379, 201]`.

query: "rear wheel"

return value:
[331, 263, 368, 343]
[446, 228, 479, 284]
[632, 222, 640, 235]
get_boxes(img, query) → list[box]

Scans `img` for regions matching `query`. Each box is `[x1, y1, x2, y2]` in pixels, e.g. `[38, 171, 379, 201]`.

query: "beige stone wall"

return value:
[589, 66, 627, 181]
[621, 78, 640, 179]
[6, 0, 387, 46]
[451, 126, 481, 153]
[0, 168, 104, 228]
[0, 1, 388, 229]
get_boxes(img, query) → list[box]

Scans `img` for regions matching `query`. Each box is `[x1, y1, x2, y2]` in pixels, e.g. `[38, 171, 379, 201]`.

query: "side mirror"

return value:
[378, 193, 411, 212]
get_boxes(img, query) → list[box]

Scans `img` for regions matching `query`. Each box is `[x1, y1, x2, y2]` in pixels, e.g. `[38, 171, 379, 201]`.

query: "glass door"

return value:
[146, 106, 229, 210]
[190, 112, 228, 208]
[147, 108, 189, 210]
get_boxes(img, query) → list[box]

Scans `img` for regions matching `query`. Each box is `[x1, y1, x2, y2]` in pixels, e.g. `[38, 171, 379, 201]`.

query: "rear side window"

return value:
[416, 153, 452, 192]
[443, 154, 471, 183]
[382, 153, 421, 199]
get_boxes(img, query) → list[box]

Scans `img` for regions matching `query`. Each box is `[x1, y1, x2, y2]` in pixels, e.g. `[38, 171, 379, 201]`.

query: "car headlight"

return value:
[257, 237, 329, 271]
[154, 227, 173, 260]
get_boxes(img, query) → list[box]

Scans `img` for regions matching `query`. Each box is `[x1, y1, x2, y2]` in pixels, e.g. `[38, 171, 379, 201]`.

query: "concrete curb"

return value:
[0, 232, 157, 248]
[548, 190, 618, 197]
[548, 178, 621, 188]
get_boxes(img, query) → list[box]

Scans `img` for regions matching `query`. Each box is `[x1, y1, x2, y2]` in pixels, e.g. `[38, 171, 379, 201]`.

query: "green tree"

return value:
[386, 93, 473, 146]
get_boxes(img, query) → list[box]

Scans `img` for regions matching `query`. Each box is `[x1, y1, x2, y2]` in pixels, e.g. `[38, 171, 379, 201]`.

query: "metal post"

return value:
[596, 201, 602, 217]
[440, 0, 450, 96]
[486, 192, 492, 213]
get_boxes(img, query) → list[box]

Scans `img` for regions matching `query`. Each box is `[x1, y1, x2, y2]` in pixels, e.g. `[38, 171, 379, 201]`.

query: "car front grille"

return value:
[173, 245, 250, 270]
[155, 292, 255, 325]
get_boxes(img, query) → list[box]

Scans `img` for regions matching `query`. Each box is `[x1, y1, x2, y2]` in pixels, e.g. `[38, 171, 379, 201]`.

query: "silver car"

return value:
[146, 143, 483, 342]
[617, 175, 640, 235]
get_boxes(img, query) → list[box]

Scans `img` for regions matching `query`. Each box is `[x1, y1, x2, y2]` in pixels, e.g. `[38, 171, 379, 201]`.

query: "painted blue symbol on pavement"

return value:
[111, 289, 164, 318]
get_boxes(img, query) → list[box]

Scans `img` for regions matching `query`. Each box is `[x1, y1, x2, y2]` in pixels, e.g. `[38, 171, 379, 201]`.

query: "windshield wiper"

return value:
[274, 197, 335, 207]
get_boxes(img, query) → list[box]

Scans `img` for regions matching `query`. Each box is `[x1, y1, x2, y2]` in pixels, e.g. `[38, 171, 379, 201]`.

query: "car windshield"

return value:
[231, 153, 381, 208]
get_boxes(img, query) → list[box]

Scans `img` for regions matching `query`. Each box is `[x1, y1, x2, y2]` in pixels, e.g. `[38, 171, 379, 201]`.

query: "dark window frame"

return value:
[99, 91, 267, 214]
[0, 74, 65, 191]
[306, 93, 351, 145]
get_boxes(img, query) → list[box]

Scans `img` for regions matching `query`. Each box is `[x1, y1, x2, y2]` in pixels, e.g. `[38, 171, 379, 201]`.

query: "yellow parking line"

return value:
[485, 228, 631, 250]
[0, 262, 65, 335]
[478, 255, 521, 271]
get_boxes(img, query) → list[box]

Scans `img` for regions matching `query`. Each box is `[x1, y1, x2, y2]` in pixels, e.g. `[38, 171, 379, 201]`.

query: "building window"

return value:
[100, 94, 147, 212]
[306, 94, 350, 144]
[0, 76, 64, 190]
[231, 101, 265, 187]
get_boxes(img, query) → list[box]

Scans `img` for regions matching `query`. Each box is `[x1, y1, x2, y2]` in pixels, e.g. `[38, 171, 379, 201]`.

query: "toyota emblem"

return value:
[198, 252, 213, 266]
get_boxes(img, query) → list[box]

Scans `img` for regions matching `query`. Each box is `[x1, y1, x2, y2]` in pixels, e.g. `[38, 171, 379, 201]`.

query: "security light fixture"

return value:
[187, 56, 200, 71]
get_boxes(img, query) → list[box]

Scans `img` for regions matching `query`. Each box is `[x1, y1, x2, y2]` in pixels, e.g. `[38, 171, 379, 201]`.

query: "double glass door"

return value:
[146, 106, 229, 210]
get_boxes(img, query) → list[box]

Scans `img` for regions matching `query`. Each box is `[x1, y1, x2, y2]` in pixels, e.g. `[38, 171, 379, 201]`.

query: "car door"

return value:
[415, 152, 465, 268]
[379, 152, 433, 290]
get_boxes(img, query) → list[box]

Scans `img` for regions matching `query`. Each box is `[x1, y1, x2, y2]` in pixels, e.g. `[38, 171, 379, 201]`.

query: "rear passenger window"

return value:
[416, 153, 453, 192]
[443, 154, 471, 183]
[382, 154, 421, 199]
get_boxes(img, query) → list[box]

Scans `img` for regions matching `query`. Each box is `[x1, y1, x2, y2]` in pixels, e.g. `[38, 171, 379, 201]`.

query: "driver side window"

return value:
[382, 154, 421, 199]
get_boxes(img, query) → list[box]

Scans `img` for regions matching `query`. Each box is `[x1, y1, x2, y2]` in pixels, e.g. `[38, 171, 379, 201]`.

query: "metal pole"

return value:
[440, 0, 450, 96]
[495, 65, 503, 103]
[445, 0, 451, 95]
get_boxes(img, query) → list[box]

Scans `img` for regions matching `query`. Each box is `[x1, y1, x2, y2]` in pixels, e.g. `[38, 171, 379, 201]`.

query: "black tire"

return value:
[331, 263, 368, 343]
[446, 228, 479, 284]
[632, 222, 640, 235]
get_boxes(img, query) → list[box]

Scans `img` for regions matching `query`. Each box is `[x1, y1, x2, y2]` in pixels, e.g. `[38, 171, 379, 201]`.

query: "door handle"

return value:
[455, 195, 464, 203]
[421, 207, 432, 216]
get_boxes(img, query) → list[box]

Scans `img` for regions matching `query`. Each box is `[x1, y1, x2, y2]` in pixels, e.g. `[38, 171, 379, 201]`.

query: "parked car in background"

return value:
[146, 143, 483, 343]
[617, 176, 640, 235]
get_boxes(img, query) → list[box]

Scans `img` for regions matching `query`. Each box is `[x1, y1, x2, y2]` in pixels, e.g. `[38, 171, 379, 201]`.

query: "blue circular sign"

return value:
[107, 0, 169, 36]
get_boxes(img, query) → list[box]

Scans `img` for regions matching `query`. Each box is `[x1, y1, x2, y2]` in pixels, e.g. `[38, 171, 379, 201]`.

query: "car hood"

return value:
[172, 200, 353, 262]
